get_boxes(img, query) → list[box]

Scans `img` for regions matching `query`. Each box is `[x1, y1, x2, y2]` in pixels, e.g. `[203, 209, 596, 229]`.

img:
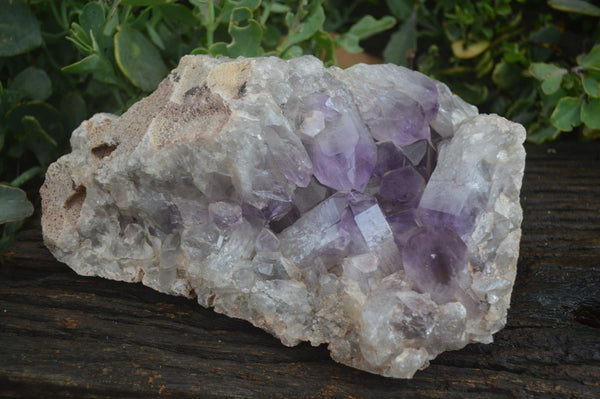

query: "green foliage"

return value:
[531, 43, 600, 136]
[0, 0, 395, 251]
[0, 184, 33, 251]
[0, 184, 33, 224]
[115, 26, 169, 91]
[0, 0, 42, 56]
[336, 15, 396, 53]
[381, 0, 600, 142]
[1, 1, 79, 251]
[547, 0, 600, 16]
[59, 0, 393, 100]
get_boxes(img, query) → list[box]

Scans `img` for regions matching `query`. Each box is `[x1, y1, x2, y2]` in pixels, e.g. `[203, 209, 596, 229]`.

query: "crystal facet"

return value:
[41, 55, 526, 379]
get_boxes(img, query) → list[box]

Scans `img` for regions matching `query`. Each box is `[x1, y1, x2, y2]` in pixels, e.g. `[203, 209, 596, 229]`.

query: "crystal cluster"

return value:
[41, 55, 526, 378]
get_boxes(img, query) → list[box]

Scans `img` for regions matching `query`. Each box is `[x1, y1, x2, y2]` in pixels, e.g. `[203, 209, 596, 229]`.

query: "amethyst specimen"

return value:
[41, 55, 526, 378]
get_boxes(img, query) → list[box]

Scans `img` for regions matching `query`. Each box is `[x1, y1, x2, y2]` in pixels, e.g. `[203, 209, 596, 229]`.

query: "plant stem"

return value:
[260, 3, 271, 26]
[10, 167, 43, 187]
[207, 1, 215, 47]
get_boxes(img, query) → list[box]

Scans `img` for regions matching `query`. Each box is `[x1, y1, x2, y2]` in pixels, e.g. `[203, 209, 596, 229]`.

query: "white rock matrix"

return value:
[41, 55, 526, 378]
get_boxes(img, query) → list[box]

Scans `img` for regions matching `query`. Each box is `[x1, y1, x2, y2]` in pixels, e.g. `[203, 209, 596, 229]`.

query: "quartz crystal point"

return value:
[41, 55, 526, 378]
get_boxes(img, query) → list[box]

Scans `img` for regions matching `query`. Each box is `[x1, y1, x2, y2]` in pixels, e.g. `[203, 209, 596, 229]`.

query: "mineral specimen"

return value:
[41, 55, 526, 378]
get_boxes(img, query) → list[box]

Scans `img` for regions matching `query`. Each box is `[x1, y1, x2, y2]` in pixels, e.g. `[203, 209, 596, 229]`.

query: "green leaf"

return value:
[0, 220, 25, 253]
[228, 19, 264, 57]
[0, 184, 33, 224]
[495, 2, 513, 16]
[581, 74, 600, 98]
[146, 23, 166, 50]
[284, 11, 295, 29]
[529, 63, 567, 95]
[21, 115, 57, 146]
[69, 22, 92, 52]
[114, 26, 168, 91]
[540, 87, 568, 113]
[121, 0, 174, 5]
[0, 0, 42, 56]
[313, 30, 336, 66]
[103, 8, 119, 36]
[338, 15, 396, 54]
[492, 61, 521, 90]
[451, 40, 490, 59]
[282, 45, 303, 59]
[529, 24, 561, 45]
[230, 6, 253, 22]
[10, 166, 43, 187]
[21, 115, 58, 166]
[158, 3, 199, 26]
[547, 0, 600, 16]
[451, 82, 489, 105]
[475, 50, 494, 78]
[347, 15, 396, 40]
[502, 42, 526, 64]
[277, 5, 325, 53]
[506, 98, 537, 126]
[383, 10, 417, 67]
[62, 54, 120, 86]
[218, 0, 262, 24]
[529, 25, 561, 62]
[385, 0, 419, 20]
[190, 46, 209, 55]
[80, 2, 105, 45]
[208, 42, 229, 56]
[9, 67, 52, 101]
[60, 92, 87, 132]
[581, 98, 600, 129]
[6, 102, 65, 148]
[577, 44, 600, 69]
[336, 34, 362, 53]
[550, 96, 582, 131]
[269, 3, 290, 13]
[263, 24, 282, 48]
[527, 124, 560, 143]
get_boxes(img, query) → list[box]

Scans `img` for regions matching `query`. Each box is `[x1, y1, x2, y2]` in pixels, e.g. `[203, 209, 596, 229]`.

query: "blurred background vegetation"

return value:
[1, 0, 599, 251]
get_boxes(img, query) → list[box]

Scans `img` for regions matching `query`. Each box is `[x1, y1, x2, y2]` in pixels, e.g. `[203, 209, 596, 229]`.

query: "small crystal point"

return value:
[373, 141, 406, 178]
[295, 94, 376, 191]
[359, 89, 430, 147]
[208, 201, 242, 230]
[379, 166, 426, 205]
[402, 226, 469, 304]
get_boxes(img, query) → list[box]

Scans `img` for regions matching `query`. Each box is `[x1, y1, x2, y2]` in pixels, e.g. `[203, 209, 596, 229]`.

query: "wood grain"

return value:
[1, 142, 599, 398]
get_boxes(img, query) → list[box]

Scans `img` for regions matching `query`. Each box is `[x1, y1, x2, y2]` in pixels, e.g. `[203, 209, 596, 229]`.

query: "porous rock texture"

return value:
[41, 55, 526, 378]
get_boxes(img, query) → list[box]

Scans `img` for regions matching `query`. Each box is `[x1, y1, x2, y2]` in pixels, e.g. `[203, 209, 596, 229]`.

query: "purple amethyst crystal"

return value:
[417, 207, 470, 236]
[401, 140, 428, 166]
[387, 209, 419, 249]
[372, 141, 406, 178]
[255, 228, 279, 252]
[41, 55, 526, 380]
[208, 201, 242, 230]
[291, 93, 376, 191]
[402, 226, 469, 304]
[356, 89, 430, 147]
[379, 166, 426, 205]
[263, 125, 313, 187]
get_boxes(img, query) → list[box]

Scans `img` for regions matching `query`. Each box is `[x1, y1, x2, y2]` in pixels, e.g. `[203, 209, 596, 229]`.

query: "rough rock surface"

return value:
[40, 55, 526, 378]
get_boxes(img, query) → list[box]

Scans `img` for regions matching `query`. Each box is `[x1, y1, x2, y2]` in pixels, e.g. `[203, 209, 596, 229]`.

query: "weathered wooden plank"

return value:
[1, 142, 599, 398]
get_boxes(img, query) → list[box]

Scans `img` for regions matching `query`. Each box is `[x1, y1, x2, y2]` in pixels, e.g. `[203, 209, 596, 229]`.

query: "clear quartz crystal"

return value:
[41, 55, 526, 379]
